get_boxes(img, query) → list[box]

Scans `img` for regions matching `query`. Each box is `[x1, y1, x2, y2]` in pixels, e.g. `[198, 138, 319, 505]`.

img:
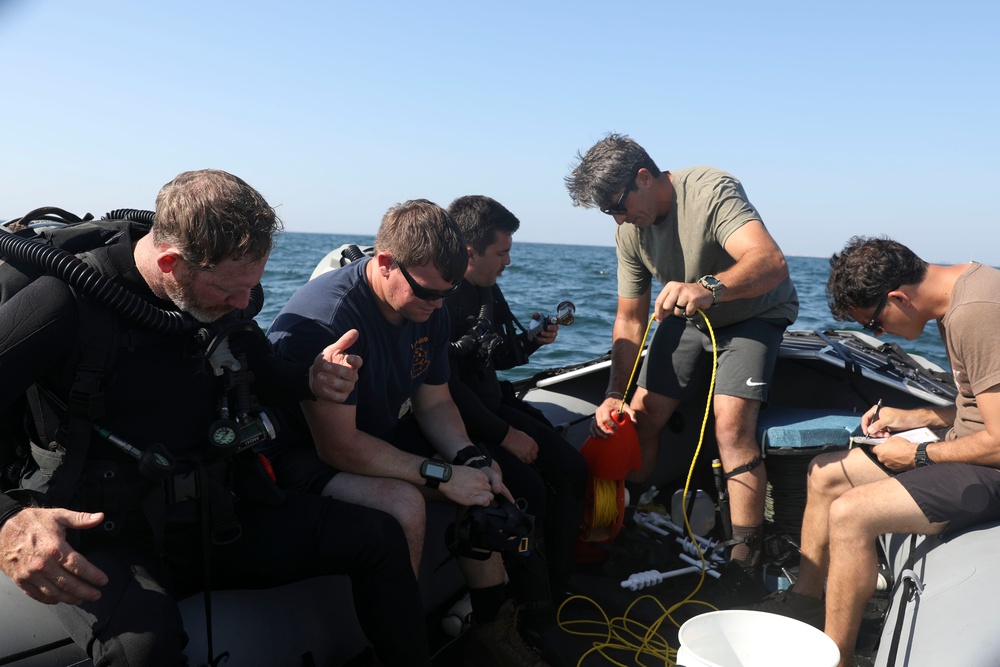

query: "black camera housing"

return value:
[446, 495, 535, 560]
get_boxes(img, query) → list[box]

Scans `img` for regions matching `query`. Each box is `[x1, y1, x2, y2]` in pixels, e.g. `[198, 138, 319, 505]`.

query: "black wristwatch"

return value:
[914, 442, 935, 468]
[420, 459, 453, 489]
[697, 275, 725, 305]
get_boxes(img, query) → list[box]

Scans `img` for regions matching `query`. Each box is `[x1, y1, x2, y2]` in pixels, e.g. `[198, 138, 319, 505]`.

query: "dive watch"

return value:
[697, 275, 725, 305]
[914, 442, 935, 467]
[420, 459, 453, 489]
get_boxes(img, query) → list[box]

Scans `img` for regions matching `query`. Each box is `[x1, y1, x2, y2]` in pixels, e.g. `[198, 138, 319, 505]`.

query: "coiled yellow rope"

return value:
[559, 309, 719, 667]
[588, 313, 659, 531]
[589, 479, 620, 529]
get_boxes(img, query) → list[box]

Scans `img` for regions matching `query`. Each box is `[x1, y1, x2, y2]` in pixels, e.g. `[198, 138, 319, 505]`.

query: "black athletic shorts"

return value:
[893, 462, 1000, 537]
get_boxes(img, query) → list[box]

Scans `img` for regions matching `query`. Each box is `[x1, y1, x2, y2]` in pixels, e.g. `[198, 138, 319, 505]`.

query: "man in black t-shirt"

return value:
[267, 199, 549, 667]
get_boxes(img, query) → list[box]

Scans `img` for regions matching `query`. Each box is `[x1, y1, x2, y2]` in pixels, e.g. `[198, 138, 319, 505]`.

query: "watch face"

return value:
[421, 460, 452, 481]
[702, 276, 721, 288]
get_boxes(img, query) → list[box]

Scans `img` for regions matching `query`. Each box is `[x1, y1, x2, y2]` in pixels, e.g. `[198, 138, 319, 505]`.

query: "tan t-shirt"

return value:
[615, 166, 798, 329]
[939, 262, 1000, 440]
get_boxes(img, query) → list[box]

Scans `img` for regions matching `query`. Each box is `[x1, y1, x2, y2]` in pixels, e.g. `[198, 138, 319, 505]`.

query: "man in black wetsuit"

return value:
[445, 195, 588, 623]
[0, 170, 428, 666]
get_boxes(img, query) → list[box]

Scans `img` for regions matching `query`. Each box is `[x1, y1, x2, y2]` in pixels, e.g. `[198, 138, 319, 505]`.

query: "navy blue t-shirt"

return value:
[267, 258, 450, 440]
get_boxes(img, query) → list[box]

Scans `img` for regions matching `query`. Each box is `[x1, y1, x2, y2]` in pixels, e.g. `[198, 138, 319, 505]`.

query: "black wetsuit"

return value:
[0, 225, 428, 666]
[446, 280, 588, 600]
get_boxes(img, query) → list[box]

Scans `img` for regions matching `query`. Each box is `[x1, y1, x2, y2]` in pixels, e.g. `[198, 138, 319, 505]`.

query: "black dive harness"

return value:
[1, 208, 275, 667]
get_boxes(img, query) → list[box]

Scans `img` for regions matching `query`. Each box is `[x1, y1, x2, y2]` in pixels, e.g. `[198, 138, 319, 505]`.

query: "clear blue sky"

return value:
[3, 0, 998, 264]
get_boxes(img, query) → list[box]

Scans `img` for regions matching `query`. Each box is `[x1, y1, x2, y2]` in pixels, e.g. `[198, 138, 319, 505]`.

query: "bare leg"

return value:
[824, 478, 945, 667]
[457, 552, 506, 589]
[794, 449, 890, 600]
[626, 386, 681, 483]
[323, 473, 426, 577]
[713, 395, 766, 545]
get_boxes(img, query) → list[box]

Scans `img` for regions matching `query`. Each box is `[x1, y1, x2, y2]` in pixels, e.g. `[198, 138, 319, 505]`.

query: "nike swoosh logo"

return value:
[746, 378, 767, 387]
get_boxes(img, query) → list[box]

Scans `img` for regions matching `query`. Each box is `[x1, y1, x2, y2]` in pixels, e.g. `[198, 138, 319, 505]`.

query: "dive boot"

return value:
[463, 600, 550, 667]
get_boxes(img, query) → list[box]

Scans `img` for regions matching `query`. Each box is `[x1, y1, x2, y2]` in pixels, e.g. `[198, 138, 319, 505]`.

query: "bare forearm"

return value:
[714, 247, 788, 303]
[413, 399, 473, 462]
[927, 429, 1000, 467]
[608, 336, 641, 395]
[324, 429, 425, 482]
[606, 290, 650, 396]
[302, 402, 425, 483]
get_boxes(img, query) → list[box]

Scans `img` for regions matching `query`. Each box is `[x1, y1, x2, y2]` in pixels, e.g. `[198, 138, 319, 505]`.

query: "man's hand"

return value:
[653, 281, 715, 321]
[530, 314, 558, 345]
[501, 427, 538, 463]
[0, 508, 108, 605]
[438, 465, 496, 507]
[591, 396, 636, 438]
[872, 437, 921, 471]
[310, 329, 363, 403]
[860, 404, 927, 437]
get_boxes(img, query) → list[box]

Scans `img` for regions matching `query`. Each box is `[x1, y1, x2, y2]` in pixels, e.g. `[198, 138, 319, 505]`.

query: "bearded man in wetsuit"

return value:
[0, 170, 429, 666]
[445, 195, 588, 626]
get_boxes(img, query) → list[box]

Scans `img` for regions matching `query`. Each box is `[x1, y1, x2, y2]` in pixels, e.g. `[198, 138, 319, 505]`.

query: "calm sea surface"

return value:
[258, 232, 951, 380]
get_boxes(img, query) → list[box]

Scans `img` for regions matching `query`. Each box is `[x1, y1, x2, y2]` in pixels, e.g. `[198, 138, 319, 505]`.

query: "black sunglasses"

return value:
[862, 293, 889, 335]
[600, 173, 638, 216]
[396, 261, 460, 301]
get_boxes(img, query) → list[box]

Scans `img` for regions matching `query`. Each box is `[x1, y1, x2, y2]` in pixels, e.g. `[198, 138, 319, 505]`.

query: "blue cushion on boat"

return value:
[756, 407, 859, 453]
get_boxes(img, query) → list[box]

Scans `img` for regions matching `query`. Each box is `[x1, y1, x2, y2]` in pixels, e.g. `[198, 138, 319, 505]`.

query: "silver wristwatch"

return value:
[697, 275, 726, 305]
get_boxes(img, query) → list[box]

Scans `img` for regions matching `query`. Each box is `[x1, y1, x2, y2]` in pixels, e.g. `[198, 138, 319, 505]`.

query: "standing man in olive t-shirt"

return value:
[565, 133, 798, 585]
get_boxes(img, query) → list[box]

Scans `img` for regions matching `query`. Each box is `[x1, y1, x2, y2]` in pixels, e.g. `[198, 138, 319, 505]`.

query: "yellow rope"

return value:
[617, 314, 657, 415]
[590, 312, 656, 530]
[590, 479, 620, 528]
[561, 309, 720, 666]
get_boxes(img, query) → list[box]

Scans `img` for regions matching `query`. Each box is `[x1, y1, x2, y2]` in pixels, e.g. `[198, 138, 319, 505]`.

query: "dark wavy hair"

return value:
[565, 132, 662, 211]
[447, 195, 520, 255]
[827, 236, 928, 321]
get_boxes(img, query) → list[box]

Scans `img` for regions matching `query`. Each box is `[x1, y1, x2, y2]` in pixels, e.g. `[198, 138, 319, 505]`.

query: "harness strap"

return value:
[722, 454, 763, 481]
[200, 462, 242, 545]
[45, 293, 119, 507]
[493, 284, 532, 367]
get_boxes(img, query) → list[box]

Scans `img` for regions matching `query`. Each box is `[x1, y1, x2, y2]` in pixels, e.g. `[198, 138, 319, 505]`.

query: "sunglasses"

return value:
[396, 261, 460, 301]
[861, 293, 889, 335]
[600, 173, 638, 216]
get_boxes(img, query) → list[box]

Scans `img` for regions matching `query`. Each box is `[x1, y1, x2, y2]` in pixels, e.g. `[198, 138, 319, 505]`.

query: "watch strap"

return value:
[915, 442, 935, 467]
[697, 275, 725, 304]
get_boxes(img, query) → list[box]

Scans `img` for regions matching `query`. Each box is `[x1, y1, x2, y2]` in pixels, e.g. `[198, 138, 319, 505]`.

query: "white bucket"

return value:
[676, 610, 840, 667]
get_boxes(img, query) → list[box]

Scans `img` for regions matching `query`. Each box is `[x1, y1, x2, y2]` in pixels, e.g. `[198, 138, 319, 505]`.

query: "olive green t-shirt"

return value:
[615, 166, 798, 329]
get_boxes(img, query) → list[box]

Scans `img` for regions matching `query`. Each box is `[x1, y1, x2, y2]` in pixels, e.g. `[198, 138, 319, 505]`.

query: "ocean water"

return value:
[258, 232, 951, 379]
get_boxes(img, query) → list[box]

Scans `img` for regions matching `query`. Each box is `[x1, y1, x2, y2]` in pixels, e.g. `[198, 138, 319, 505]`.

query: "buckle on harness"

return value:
[164, 471, 199, 505]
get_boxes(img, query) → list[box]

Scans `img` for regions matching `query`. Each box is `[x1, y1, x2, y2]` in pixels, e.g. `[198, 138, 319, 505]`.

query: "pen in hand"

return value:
[868, 398, 883, 436]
